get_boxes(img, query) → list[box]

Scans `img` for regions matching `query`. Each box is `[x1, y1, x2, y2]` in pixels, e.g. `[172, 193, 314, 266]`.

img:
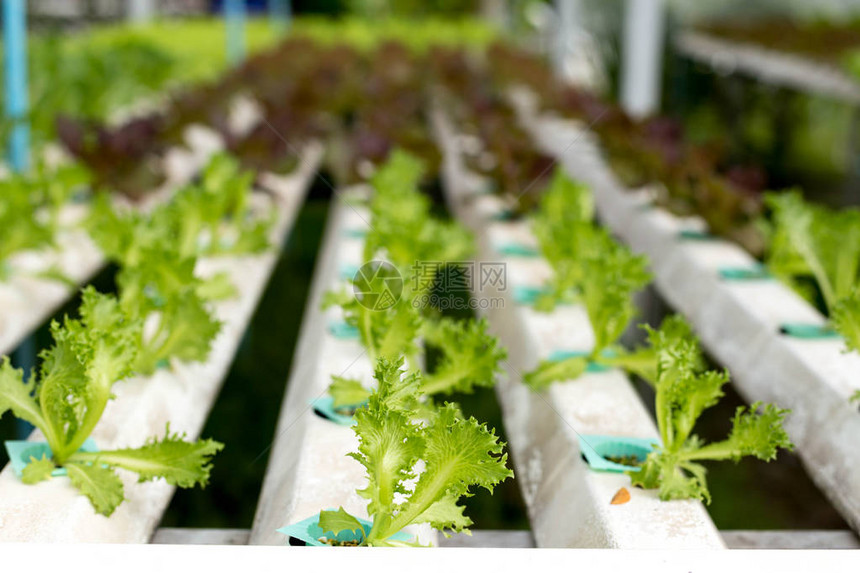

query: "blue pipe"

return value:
[3, 0, 29, 173]
[3, 1, 33, 439]
[225, 0, 247, 65]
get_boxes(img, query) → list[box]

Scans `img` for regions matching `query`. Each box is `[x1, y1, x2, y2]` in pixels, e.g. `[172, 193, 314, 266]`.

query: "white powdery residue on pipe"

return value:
[0, 145, 322, 543]
[431, 105, 725, 549]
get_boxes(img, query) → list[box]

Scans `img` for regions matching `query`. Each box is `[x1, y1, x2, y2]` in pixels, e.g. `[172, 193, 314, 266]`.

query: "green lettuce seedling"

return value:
[525, 234, 651, 390]
[629, 326, 793, 503]
[764, 191, 860, 315]
[323, 288, 421, 366]
[601, 315, 706, 387]
[116, 246, 223, 375]
[531, 170, 596, 311]
[85, 155, 270, 375]
[832, 288, 860, 354]
[419, 317, 506, 395]
[165, 154, 274, 258]
[329, 317, 506, 408]
[319, 358, 512, 546]
[87, 206, 226, 375]
[87, 153, 273, 264]
[85, 193, 155, 268]
[325, 150, 497, 407]
[363, 150, 473, 291]
[832, 290, 860, 404]
[0, 162, 89, 281]
[0, 287, 222, 516]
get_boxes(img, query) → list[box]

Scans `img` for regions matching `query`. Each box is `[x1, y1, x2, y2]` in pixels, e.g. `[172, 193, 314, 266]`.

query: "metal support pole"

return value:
[269, 0, 291, 34]
[620, 0, 666, 118]
[225, 0, 247, 65]
[3, 1, 35, 439]
[553, 0, 583, 77]
[480, 0, 509, 32]
[4, 0, 29, 172]
[128, 0, 156, 24]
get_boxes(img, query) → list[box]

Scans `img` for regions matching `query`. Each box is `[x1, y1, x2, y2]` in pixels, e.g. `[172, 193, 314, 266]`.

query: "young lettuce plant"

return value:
[84, 156, 264, 374]
[362, 150, 473, 291]
[319, 358, 512, 546]
[116, 246, 223, 375]
[325, 149, 489, 409]
[524, 233, 651, 390]
[831, 289, 860, 403]
[323, 287, 422, 367]
[87, 200, 226, 375]
[764, 191, 860, 316]
[530, 170, 596, 311]
[0, 287, 222, 516]
[366, 149, 425, 209]
[601, 315, 706, 387]
[629, 326, 793, 503]
[0, 162, 89, 281]
[419, 317, 506, 395]
[163, 154, 274, 259]
[86, 193, 158, 268]
[0, 190, 53, 279]
[832, 288, 860, 354]
[328, 317, 506, 408]
[87, 153, 273, 265]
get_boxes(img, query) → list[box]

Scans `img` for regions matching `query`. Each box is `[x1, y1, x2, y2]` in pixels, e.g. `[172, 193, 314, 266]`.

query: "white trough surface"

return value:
[0, 144, 323, 543]
[1, 543, 857, 572]
[513, 92, 860, 534]
[250, 190, 433, 546]
[675, 31, 860, 105]
[432, 108, 724, 548]
[144, 525, 860, 549]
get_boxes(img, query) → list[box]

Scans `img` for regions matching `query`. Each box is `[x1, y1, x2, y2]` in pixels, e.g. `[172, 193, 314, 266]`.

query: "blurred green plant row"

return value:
[0, 16, 496, 149]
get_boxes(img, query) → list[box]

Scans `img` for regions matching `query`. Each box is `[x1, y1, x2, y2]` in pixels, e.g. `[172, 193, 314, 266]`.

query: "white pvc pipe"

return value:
[553, 0, 583, 76]
[620, 0, 666, 118]
[518, 97, 860, 535]
[0, 146, 323, 543]
[128, 0, 156, 23]
[431, 106, 725, 549]
[481, 0, 509, 31]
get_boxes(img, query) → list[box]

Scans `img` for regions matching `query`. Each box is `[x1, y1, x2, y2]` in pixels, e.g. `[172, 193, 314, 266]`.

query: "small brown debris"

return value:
[610, 487, 631, 505]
